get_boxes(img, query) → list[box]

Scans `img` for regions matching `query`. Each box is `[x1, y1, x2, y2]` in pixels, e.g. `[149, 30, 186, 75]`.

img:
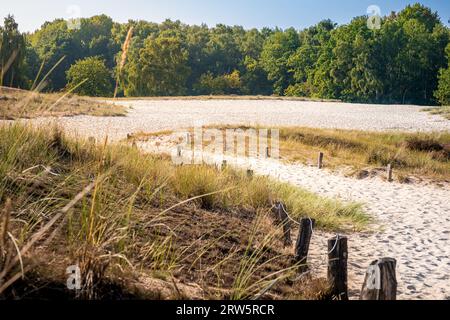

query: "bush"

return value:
[194, 70, 242, 95]
[66, 56, 113, 97]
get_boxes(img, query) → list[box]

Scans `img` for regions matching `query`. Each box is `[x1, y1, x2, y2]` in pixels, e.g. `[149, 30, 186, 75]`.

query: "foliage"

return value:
[0, 15, 26, 88]
[195, 70, 242, 95]
[66, 56, 113, 97]
[435, 44, 450, 106]
[1, 4, 449, 104]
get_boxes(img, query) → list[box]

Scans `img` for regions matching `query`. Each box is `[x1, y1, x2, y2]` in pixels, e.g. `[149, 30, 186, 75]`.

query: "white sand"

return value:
[22, 99, 450, 142]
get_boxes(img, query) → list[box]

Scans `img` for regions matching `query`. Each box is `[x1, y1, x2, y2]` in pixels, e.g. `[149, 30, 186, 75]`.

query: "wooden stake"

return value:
[273, 201, 292, 247]
[328, 235, 348, 300]
[295, 218, 315, 272]
[387, 163, 393, 182]
[360, 258, 397, 300]
[318, 152, 324, 169]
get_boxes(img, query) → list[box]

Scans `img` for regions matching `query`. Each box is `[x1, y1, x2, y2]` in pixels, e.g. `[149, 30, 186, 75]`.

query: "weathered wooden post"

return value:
[295, 218, 315, 272]
[266, 147, 270, 159]
[272, 201, 292, 247]
[247, 169, 254, 179]
[360, 258, 397, 300]
[328, 235, 348, 300]
[222, 160, 227, 170]
[387, 164, 393, 182]
[318, 152, 324, 169]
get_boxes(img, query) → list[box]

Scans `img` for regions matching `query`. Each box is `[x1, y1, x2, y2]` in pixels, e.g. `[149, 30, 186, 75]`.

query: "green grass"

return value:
[0, 123, 366, 299]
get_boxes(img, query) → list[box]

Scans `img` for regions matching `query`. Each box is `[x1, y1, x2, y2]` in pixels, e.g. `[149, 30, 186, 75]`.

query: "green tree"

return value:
[0, 15, 26, 88]
[31, 19, 82, 90]
[66, 56, 113, 96]
[136, 32, 190, 96]
[260, 28, 300, 95]
[435, 44, 450, 105]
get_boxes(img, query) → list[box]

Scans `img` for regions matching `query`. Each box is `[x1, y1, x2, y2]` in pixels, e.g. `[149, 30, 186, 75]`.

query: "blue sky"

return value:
[1, 0, 449, 32]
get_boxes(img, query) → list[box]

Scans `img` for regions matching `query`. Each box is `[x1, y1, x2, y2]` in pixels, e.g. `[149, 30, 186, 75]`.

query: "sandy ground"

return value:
[23, 99, 450, 142]
[4, 98, 450, 299]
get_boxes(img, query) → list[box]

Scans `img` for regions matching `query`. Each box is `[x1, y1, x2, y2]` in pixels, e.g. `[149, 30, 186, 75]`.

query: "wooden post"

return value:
[222, 160, 227, 170]
[186, 133, 191, 145]
[328, 235, 348, 300]
[273, 201, 292, 247]
[177, 146, 182, 157]
[295, 218, 315, 272]
[318, 152, 324, 169]
[247, 169, 254, 179]
[266, 147, 270, 159]
[360, 258, 397, 300]
[387, 164, 393, 182]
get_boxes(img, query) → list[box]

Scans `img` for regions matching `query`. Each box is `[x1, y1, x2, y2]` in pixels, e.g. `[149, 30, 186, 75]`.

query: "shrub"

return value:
[66, 56, 113, 97]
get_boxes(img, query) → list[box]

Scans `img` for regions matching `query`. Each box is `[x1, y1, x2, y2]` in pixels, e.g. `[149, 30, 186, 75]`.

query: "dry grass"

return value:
[0, 86, 127, 119]
[188, 125, 449, 183]
[0, 123, 366, 300]
[423, 106, 450, 120]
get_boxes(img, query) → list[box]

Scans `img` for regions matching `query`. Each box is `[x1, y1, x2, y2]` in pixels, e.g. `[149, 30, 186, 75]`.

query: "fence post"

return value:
[266, 147, 270, 159]
[328, 235, 348, 300]
[387, 164, 393, 182]
[360, 258, 397, 300]
[247, 169, 254, 179]
[273, 201, 292, 247]
[318, 152, 324, 169]
[222, 160, 227, 170]
[295, 218, 315, 272]
[186, 133, 191, 145]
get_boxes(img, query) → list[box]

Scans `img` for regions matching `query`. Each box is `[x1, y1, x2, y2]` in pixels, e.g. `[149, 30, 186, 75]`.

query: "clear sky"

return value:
[1, 0, 449, 32]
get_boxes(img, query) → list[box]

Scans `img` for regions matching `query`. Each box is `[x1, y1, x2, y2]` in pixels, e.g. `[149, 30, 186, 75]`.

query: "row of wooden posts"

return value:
[273, 202, 398, 300]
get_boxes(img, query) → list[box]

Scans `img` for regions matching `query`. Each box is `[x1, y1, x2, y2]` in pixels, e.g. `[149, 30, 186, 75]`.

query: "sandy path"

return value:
[24, 99, 450, 141]
[137, 136, 450, 300]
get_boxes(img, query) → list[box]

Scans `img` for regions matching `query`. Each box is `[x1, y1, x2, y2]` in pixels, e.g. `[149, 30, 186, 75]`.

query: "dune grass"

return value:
[423, 106, 450, 120]
[185, 125, 449, 183]
[0, 123, 366, 299]
[277, 127, 450, 182]
[0, 86, 127, 119]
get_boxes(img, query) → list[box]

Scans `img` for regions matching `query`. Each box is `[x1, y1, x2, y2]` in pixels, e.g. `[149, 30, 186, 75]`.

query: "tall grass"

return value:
[0, 123, 366, 299]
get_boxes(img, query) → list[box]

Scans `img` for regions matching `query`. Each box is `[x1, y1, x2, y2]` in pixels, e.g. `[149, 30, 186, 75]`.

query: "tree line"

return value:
[0, 3, 449, 105]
